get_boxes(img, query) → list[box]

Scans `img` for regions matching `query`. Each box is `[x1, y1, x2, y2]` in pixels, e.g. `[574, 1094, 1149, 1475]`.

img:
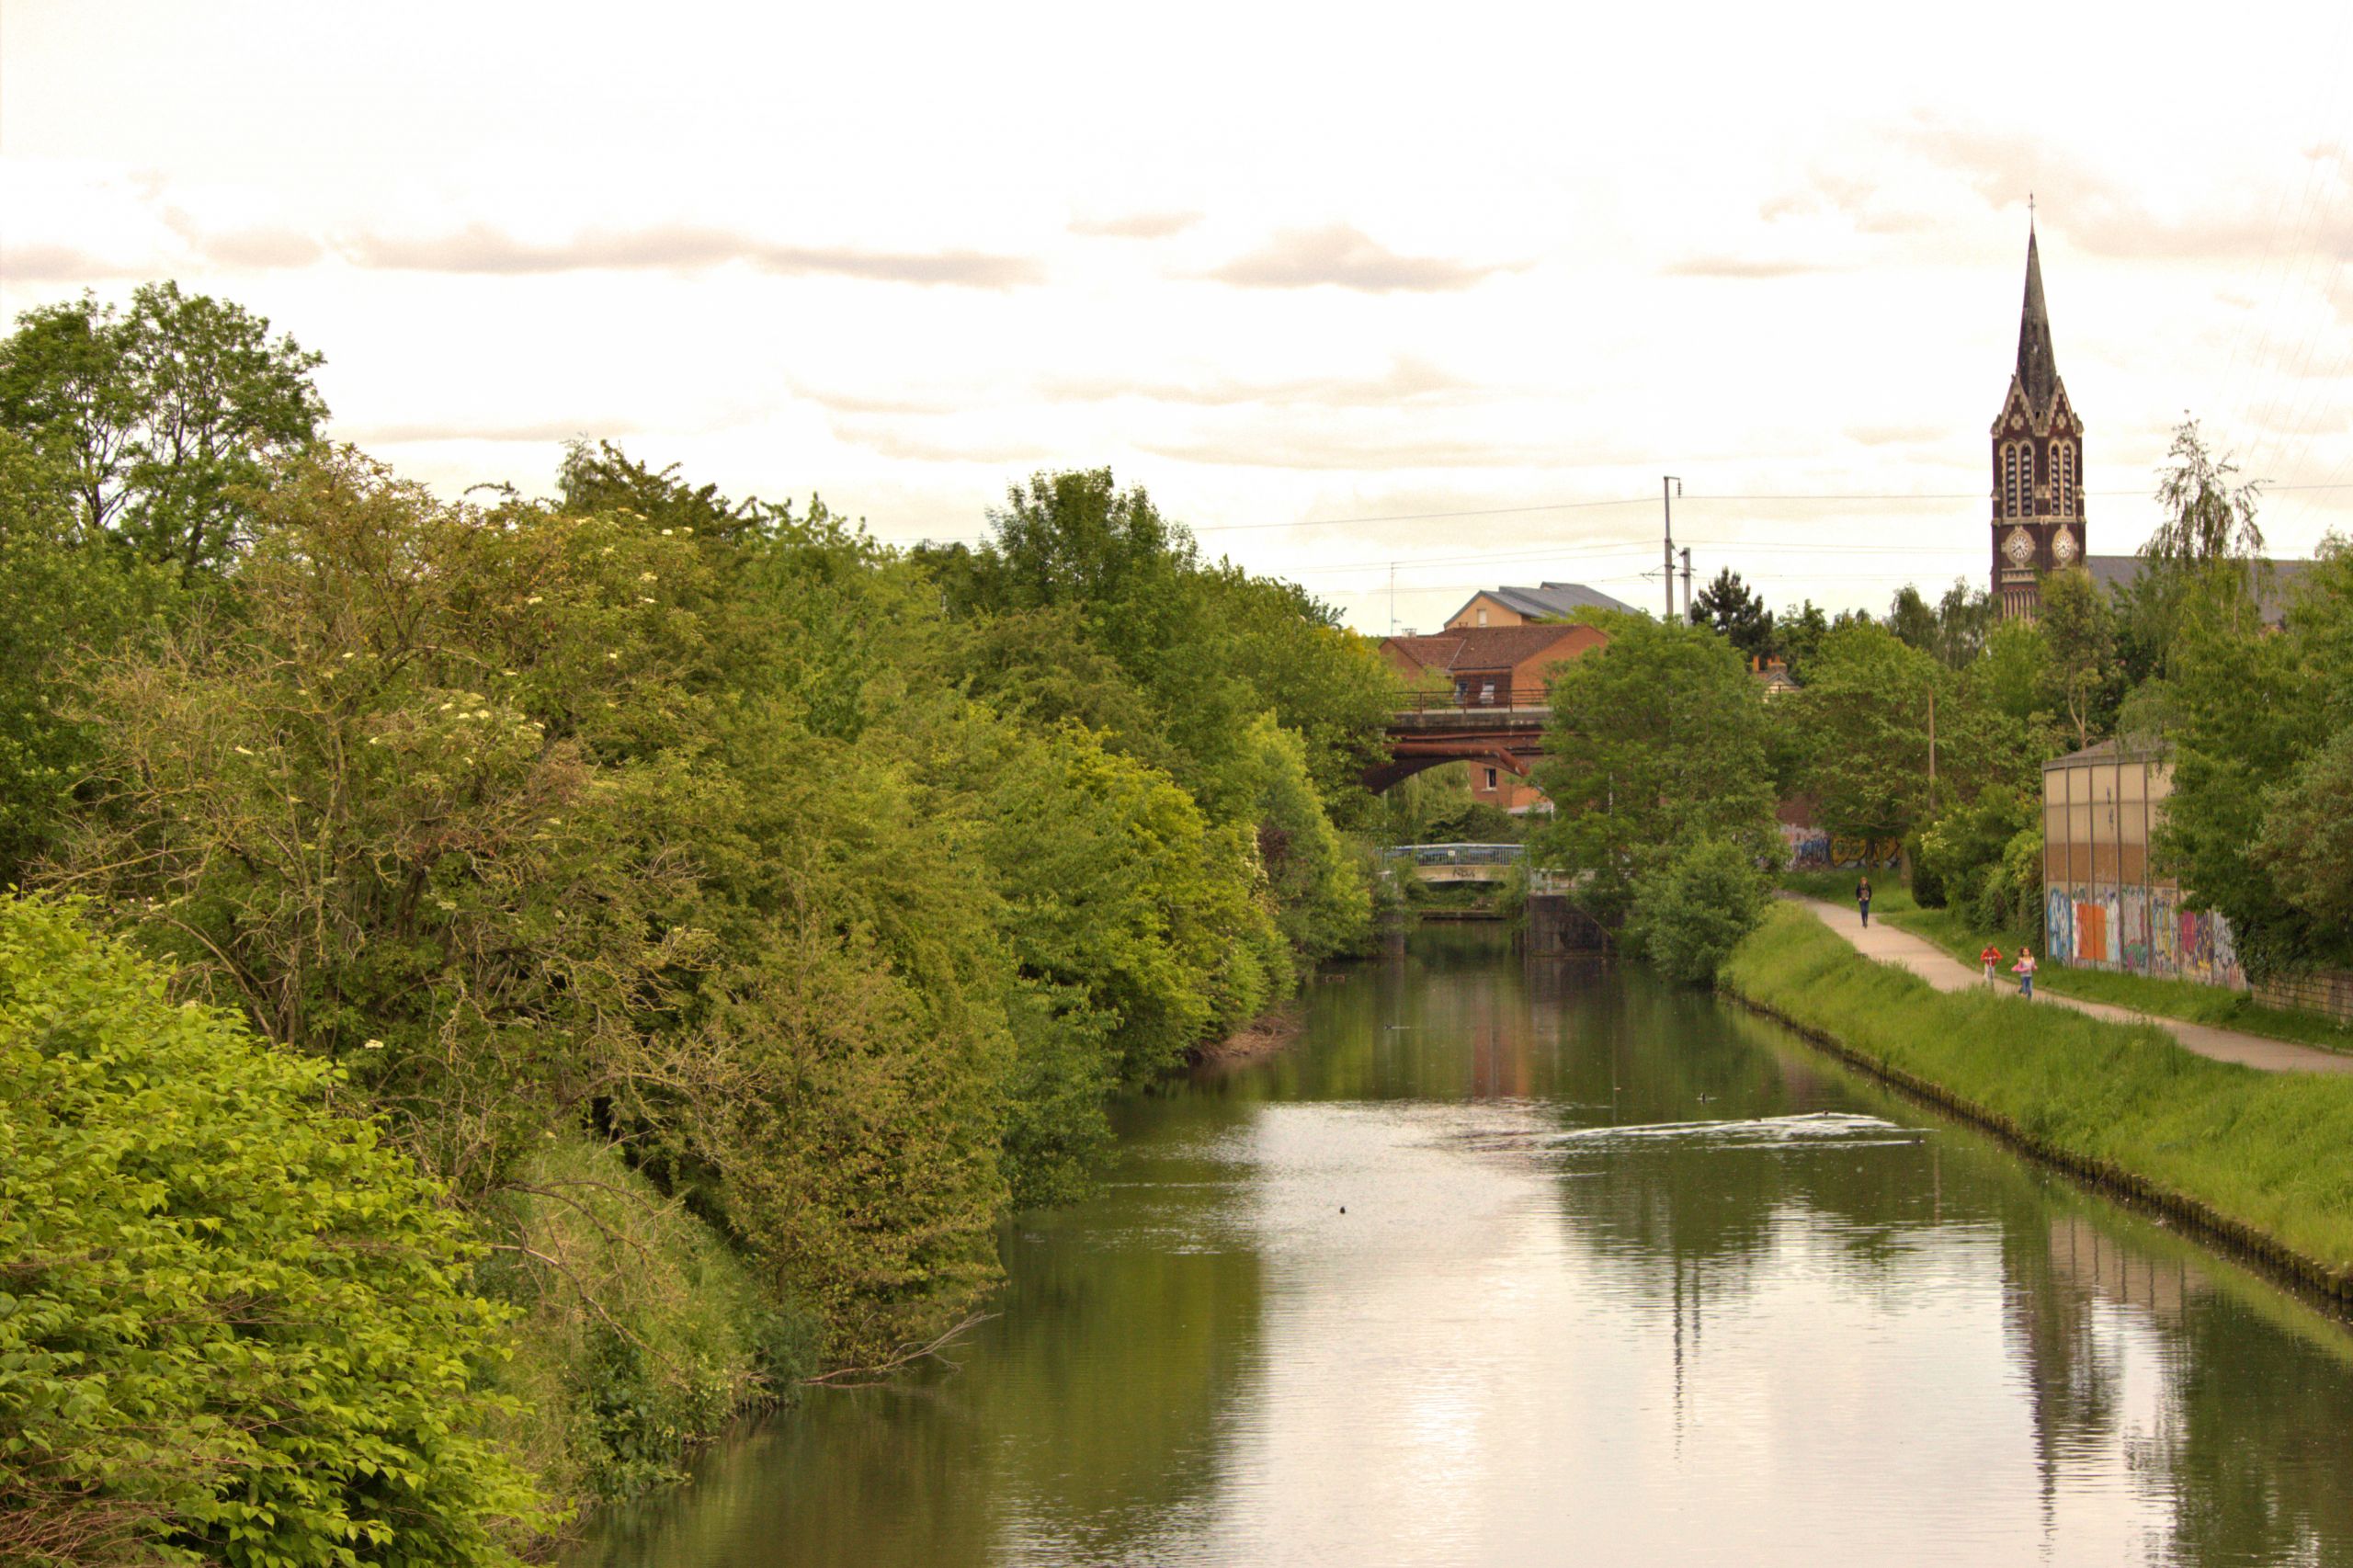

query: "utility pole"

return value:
[1661, 476, 1681, 620]
[1679, 547, 1693, 621]
[1927, 684, 1938, 791]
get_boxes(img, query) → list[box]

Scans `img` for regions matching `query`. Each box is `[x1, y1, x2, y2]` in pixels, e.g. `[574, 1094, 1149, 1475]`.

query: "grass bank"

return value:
[1722, 903, 2353, 1299]
[1880, 903, 2352, 1054]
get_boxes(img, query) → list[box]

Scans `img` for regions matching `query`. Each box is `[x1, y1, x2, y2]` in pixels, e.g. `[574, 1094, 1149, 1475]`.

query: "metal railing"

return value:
[1397, 685, 1552, 712]
[1381, 843, 1526, 867]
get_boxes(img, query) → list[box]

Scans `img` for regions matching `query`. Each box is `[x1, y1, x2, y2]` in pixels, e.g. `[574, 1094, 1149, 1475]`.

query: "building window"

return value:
[1483, 767, 1500, 791]
[1476, 607, 1489, 626]
[2058, 443, 2075, 515]
[2003, 444, 2021, 517]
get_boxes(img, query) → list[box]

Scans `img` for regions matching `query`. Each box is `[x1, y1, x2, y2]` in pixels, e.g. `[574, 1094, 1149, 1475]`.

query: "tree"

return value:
[1886, 585, 1939, 656]
[2150, 415, 2264, 566]
[1626, 836, 1773, 983]
[1529, 613, 1779, 931]
[1932, 578, 1995, 669]
[1779, 621, 1944, 844]
[0, 893, 540, 1566]
[2038, 566, 2119, 749]
[1772, 597, 1831, 679]
[2162, 541, 2353, 976]
[1689, 567, 1775, 662]
[2120, 417, 2271, 668]
[0, 282, 326, 573]
[0, 432, 177, 881]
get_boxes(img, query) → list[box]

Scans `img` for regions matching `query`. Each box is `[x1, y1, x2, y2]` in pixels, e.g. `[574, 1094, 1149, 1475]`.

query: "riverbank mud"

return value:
[1190, 1004, 1305, 1067]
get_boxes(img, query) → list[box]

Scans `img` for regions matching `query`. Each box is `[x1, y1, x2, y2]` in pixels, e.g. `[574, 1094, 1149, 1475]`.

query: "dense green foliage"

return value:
[1529, 612, 1779, 958]
[0, 287, 1399, 1543]
[0, 895, 539, 1566]
[0, 283, 326, 574]
[2158, 542, 2353, 976]
[1627, 836, 1773, 983]
[1722, 904, 2353, 1278]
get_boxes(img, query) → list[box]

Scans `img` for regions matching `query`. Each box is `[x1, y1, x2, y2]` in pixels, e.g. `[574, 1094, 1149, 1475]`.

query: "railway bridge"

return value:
[1365, 686, 1550, 795]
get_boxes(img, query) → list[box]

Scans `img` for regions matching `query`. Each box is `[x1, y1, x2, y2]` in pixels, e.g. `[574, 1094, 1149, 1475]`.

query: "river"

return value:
[567, 926, 2353, 1567]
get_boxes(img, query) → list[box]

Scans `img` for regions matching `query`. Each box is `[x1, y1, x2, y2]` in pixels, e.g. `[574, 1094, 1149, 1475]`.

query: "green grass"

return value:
[1882, 903, 2353, 1055]
[1779, 869, 1917, 914]
[1722, 904, 2353, 1288]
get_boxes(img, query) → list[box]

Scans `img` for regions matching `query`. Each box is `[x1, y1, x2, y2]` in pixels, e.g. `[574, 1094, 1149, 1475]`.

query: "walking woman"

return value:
[1856, 876, 1873, 928]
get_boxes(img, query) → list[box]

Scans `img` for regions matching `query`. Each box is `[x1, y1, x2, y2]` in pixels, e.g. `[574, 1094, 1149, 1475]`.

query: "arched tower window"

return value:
[2058, 442, 2075, 515]
[2003, 444, 2021, 517]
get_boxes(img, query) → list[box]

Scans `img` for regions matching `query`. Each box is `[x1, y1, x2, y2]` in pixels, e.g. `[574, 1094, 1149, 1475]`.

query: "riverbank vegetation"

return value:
[1529, 612, 1779, 981]
[1722, 904, 2353, 1291]
[0, 287, 1398, 1559]
[1704, 421, 2352, 1036]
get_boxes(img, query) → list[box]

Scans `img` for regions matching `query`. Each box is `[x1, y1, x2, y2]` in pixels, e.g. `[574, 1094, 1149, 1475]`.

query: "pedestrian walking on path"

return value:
[1856, 876, 1873, 928]
[1788, 896, 2353, 1074]
[1979, 942, 2002, 985]
[2012, 946, 2037, 999]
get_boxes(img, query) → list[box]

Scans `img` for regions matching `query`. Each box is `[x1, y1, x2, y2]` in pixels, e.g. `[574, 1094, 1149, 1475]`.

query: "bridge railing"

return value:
[1381, 843, 1526, 868]
[1398, 685, 1552, 713]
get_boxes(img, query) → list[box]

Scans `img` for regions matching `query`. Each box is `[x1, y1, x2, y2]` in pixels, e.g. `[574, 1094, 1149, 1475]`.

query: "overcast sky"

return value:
[6, 0, 2351, 631]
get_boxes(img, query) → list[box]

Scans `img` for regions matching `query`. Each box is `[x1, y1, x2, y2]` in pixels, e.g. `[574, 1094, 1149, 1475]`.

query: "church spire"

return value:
[2017, 224, 2058, 417]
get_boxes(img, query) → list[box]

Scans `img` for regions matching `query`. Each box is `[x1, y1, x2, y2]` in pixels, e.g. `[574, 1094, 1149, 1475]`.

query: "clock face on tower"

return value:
[2052, 526, 2079, 565]
[2004, 527, 2037, 567]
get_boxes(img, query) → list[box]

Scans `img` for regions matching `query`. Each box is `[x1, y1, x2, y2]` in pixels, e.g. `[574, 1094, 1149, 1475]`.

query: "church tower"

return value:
[1990, 224, 2086, 618]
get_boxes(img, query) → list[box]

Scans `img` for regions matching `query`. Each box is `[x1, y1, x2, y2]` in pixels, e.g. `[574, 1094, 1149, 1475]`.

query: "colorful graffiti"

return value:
[1782, 825, 1902, 870]
[2048, 881, 2245, 990]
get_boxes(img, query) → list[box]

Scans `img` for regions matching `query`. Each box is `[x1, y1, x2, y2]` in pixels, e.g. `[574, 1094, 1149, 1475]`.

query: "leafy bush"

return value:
[0, 894, 540, 1567]
[483, 1136, 811, 1503]
[1626, 837, 1773, 984]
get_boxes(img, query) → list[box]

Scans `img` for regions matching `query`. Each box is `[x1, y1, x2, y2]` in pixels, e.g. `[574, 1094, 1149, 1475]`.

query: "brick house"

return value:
[1378, 622, 1608, 812]
[1443, 581, 1639, 631]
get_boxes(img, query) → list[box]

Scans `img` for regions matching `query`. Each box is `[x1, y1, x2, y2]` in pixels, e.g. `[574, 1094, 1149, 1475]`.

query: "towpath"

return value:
[1790, 897, 2353, 1076]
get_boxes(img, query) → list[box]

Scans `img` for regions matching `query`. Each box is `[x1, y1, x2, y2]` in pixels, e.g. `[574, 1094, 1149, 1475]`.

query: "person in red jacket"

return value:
[1979, 943, 2002, 985]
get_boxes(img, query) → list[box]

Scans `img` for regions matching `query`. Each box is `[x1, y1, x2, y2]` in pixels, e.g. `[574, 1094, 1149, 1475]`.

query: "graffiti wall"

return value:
[2047, 881, 2245, 990]
[1782, 824, 1902, 871]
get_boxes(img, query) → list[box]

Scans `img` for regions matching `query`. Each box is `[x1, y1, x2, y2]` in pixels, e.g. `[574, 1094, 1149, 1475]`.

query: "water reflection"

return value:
[569, 927, 2353, 1568]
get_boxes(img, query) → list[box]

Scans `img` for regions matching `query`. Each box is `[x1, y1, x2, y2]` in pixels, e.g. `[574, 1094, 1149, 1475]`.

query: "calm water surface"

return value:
[570, 927, 2353, 1567]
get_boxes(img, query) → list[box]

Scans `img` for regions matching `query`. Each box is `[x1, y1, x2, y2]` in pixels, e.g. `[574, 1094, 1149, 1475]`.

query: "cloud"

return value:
[1843, 422, 1945, 447]
[1139, 425, 1592, 472]
[1891, 117, 2353, 264]
[1070, 210, 1201, 239]
[827, 417, 1057, 465]
[1663, 254, 1850, 279]
[342, 416, 647, 446]
[339, 222, 1046, 288]
[1040, 356, 1477, 408]
[0, 242, 149, 282]
[1202, 223, 1518, 292]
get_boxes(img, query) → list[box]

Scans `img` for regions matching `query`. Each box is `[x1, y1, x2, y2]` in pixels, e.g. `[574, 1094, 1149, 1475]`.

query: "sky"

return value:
[6, 0, 2352, 633]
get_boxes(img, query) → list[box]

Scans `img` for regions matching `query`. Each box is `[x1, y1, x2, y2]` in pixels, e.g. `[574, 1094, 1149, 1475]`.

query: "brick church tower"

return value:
[1990, 224, 2086, 618]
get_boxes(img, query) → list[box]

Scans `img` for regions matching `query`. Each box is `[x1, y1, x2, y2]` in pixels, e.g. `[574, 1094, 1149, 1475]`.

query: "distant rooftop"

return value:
[1482, 582, 1642, 620]
[2082, 554, 2316, 627]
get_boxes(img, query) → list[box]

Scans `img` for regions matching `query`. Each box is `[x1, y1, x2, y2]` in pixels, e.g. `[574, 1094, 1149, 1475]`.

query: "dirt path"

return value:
[1790, 897, 2353, 1076]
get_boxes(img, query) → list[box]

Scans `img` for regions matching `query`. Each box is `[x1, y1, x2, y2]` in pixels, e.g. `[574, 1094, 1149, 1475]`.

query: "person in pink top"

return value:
[2011, 946, 2038, 999]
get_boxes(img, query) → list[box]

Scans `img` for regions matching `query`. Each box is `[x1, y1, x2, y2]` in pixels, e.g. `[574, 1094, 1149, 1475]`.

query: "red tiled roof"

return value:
[1383, 622, 1596, 675]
